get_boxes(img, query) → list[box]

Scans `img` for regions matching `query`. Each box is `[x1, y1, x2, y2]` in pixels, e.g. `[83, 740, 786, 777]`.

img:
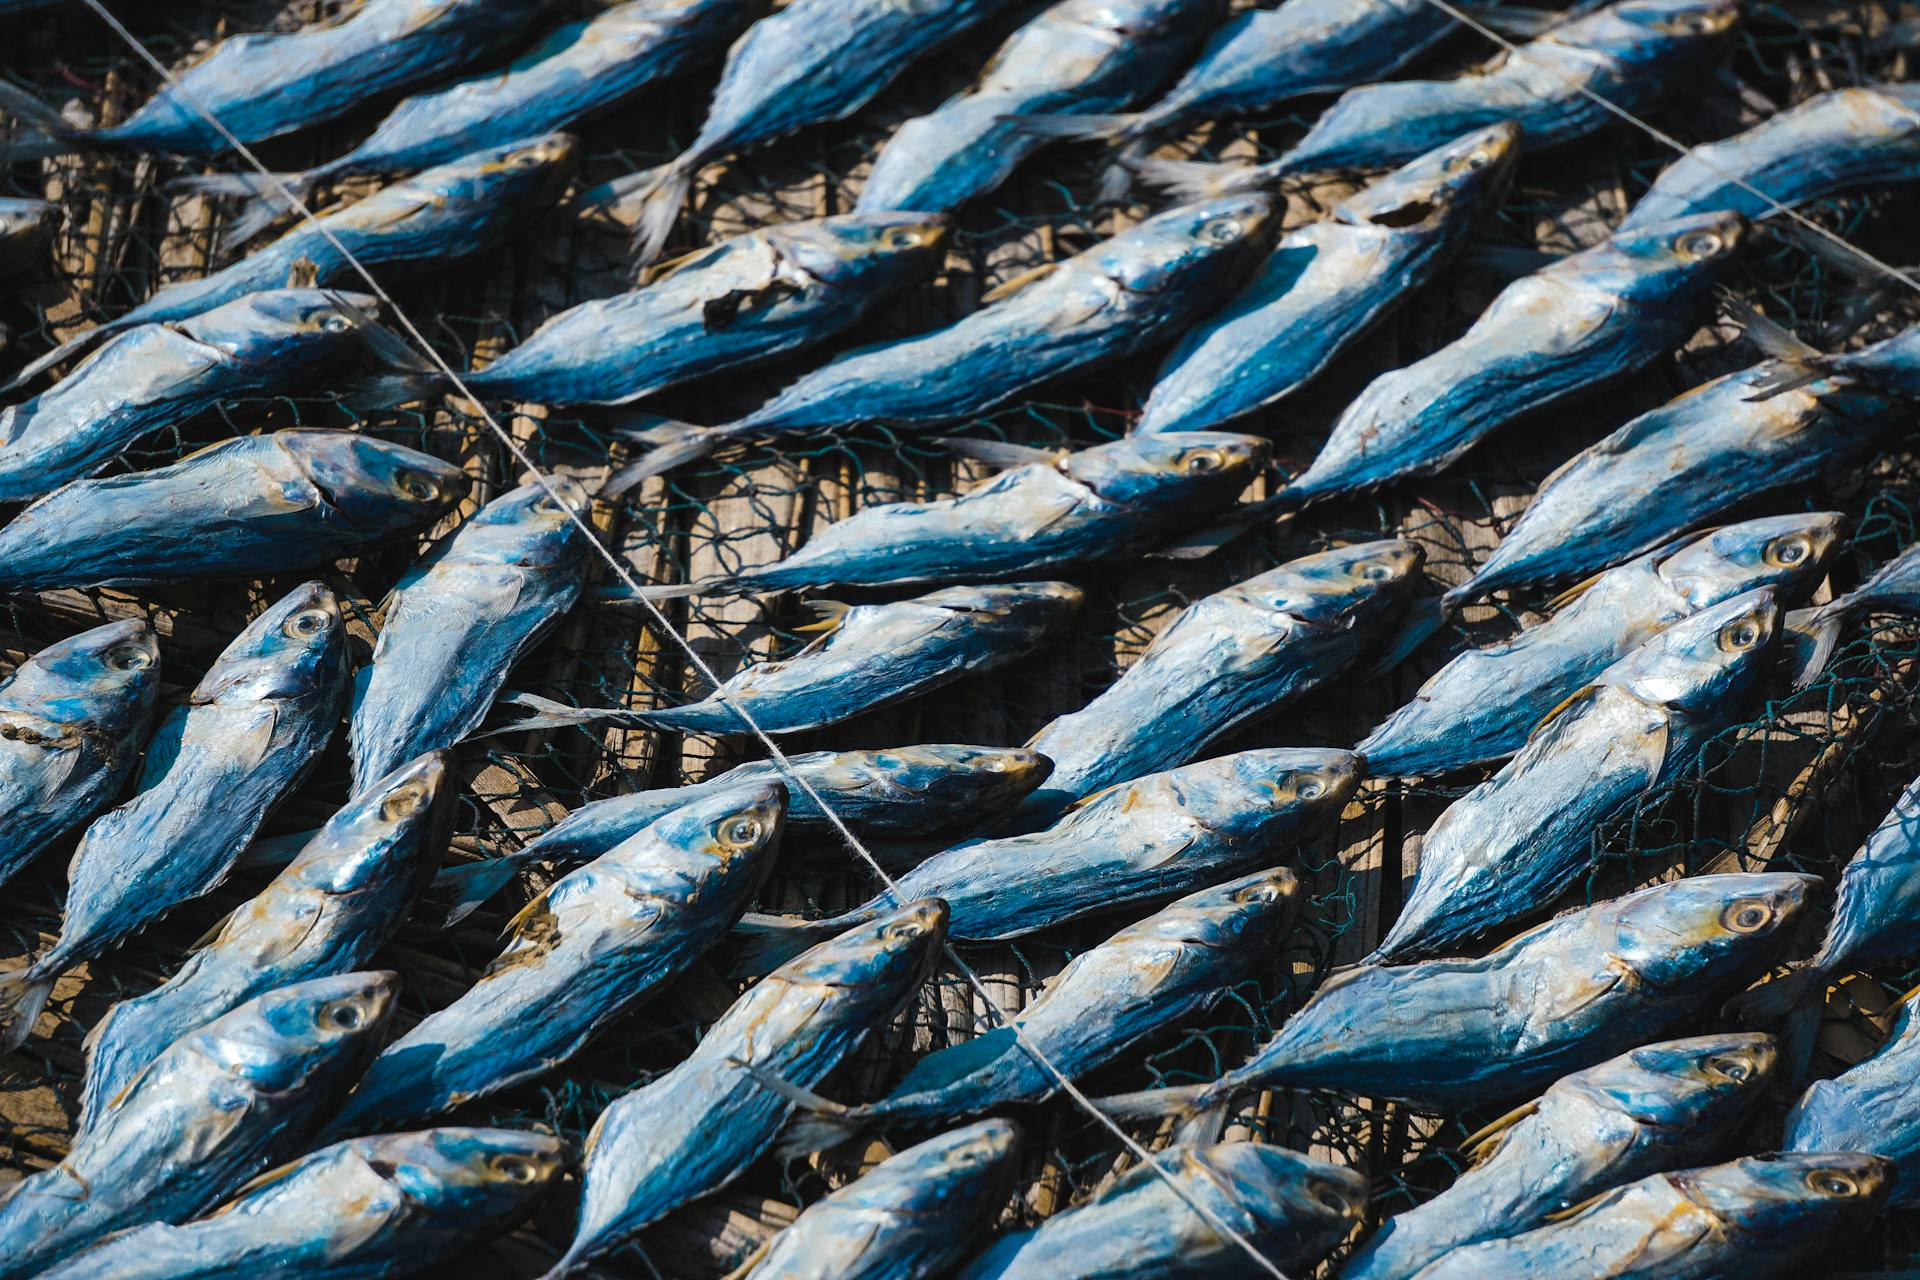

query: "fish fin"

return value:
[602, 422, 727, 494]
[1527, 685, 1599, 743]
[1728, 966, 1824, 1025]
[1743, 361, 1828, 399]
[1001, 111, 1141, 144]
[490, 886, 563, 974]
[218, 1156, 310, 1208]
[628, 161, 697, 267]
[1542, 1188, 1616, 1224]
[1781, 605, 1844, 690]
[185, 904, 241, 953]
[1091, 1082, 1215, 1122]
[1458, 1099, 1540, 1165]
[1458, 3, 1570, 36]
[423, 855, 529, 930]
[1131, 156, 1264, 201]
[0, 326, 115, 395]
[468, 691, 649, 740]
[640, 243, 712, 283]
[1720, 293, 1823, 360]
[728, 1058, 869, 1155]
[171, 170, 316, 253]
[0, 965, 55, 1053]
[0, 80, 87, 163]
[932, 436, 1065, 470]
[979, 262, 1061, 304]
[339, 369, 447, 412]
[794, 600, 851, 634]
[234, 828, 316, 873]
[595, 580, 710, 605]
[1172, 1102, 1229, 1147]
[1540, 569, 1609, 615]
[1363, 597, 1446, 677]
[731, 913, 848, 978]
[1144, 510, 1266, 561]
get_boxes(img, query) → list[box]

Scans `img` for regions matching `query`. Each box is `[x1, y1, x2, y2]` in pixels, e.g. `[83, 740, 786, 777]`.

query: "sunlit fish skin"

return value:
[627, 583, 1081, 735]
[1345, 1034, 1779, 1280]
[1142, 0, 1739, 200]
[1752, 320, 1920, 400]
[0, 0, 545, 159]
[733, 750, 1358, 974]
[0, 972, 397, 1280]
[1021, 541, 1418, 818]
[1097, 873, 1814, 1115]
[327, 785, 786, 1137]
[463, 213, 949, 406]
[731, 1120, 1020, 1280]
[0, 430, 468, 593]
[77, 752, 455, 1131]
[631, 433, 1269, 597]
[1447, 364, 1902, 610]
[38, 1127, 566, 1280]
[1408, 1153, 1894, 1280]
[1134, 125, 1518, 437]
[426, 745, 1051, 927]
[958, 1141, 1367, 1280]
[0, 290, 424, 503]
[774, 870, 1302, 1152]
[616, 197, 1277, 481]
[0, 618, 160, 891]
[540, 900, 948, 1279]
[1785, 1000, 1920, 1206]
[855, 0, 1222, 215]
[0, 584, 349, 1054]
[0, 197, 59, 278]
[349, 479, 593, 792]
[186, 0, 754, 252]
[1374, 591, 1780, 962]
[598, 0, 1026, 262]
[1363, 515, 1842, 778]
[1278, 211, 1747, 506]
[1621, 83, 1920, 230]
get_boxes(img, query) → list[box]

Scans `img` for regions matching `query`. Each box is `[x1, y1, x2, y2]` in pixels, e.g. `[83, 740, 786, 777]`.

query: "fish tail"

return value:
[728, 1058, 869, 1154]
[596, 580, 711, 605]
[0, 963, 55, 1053]
[1728, 966, 1826, 1082]
[730, 913, 851, 978]
[626, 160, 697, 267]
[1092, 1081, 1218, 1122]
[536, 1239, 601, 1280]
[0, 81, 89, 163]
[1004, 111, 1144, 145]
[423, 854, 532, 930]
[1096, 141, 1151, 204]
[1364, 596, 1447, 678]
[339, 369, 448, 413]
[602, 421, 727, 494]
[1782, 605, 1845, 689]
[1131, 155, 1268, 201]
[170, 169, 318, 253]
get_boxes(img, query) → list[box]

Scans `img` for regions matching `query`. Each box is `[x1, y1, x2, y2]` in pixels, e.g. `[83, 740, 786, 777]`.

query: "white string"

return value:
[69, 3, 1292, 1275]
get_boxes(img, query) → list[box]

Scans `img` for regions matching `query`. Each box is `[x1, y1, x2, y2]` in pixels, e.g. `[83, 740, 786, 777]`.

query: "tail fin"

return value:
[423, 854, 534, 930]
[596, 581, 711, 605]
[1727, 966, 1826, 1082]
[1365, 596, 1447, 677]
[1091, 1082, 1216, 1122]
[602, 422, 728, 495]
[730, 912, 851, 978]
[1782, 605, 1845, 689]
[170, 170, 318, 253]
[728, 1058, 869, 1155]
[1004, 112, 1143, 145]
[1132, 156, 1268, 202]
[625, 161, 697, 267]
[0, 81, 89, 164]
[0, 964, 55, 1053]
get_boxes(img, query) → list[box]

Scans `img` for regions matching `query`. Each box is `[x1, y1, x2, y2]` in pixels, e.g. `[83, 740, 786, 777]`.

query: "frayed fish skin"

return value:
[1785, 1000, 1920, 1207]
[1283, 210, 1748, 505]
[856, 0, 1223, 214]
[957, 1141, 1368, 1280]
[1344, 1033, 1779, 1280]
[326, 783, 787, 1137]
[0, 618, 160, 891]
[1449, 365, 1901, 609]
[0, 972, 397, 1280]
[0, 430, 468, 593]
[1021, 540, 1419, 818]
[1408, 1153, 1893, 1280]
[37, 1127, 566, 1280]
[0, 196, 59, 278]
[736, 1120, 1021, 1279]
[0, 583, 350, 1054]
[541, 899, 948, 1279]
[76, 751, 456, 1131]
[1364, 513, 1844, 777]
[1373, 590, 1782, 962]
[1622, 83, 1920, 229]
[0, 290, 420, 503]
[636, 582, 1082, 735]
[1134, 124, 1518, 436]
[349, 478, 594, 792]
[465, 212, 949, 405]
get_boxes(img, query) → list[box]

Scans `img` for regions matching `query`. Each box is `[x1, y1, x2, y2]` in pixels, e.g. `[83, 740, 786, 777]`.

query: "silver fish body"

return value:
[1785, 997, 1920, 1206]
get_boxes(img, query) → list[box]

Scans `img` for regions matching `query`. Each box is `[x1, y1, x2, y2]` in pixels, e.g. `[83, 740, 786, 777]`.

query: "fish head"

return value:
[357, 1126, 568, 1219]
[451, 478, 592, 570]
[1072, 431, 1268, 511]
[202, 971, 398, 1096]
[1338, 123, 1520, 232]
[1654, 513, 1846, 610]
[1609, 0, 1742, 45]
[1671, 1153, 1893, 1239]
[1159, 748, 1362, 841]
[435, 132, 582, 209]
[785, 898, 949, 993]
[1232, 540, 1424, 630]
[640, 779, 788, 887]
[1091, 193, 1277, 294]
[881, 1118, 1023, 1210]
[1606, 872, 1817, 989]
[777, 212, 951, 289]
[279, 430, 469, 531]
[0, 196, 58, 245]
[1563, 1032, 1778, 1133]
[827, 744, 1053, 814]
[1587, 209, 1748, 301]
[193, 581, 347, 704]
[184, 288, 381, 354]
[1146, 868, 1304, 951]
[1204, 1143, 1369, 1252]
[295, 750, 456, 896]
[922, 581, 1084, 636]
[6, 617, 161, 727]
[1596, 586, 1778, 716]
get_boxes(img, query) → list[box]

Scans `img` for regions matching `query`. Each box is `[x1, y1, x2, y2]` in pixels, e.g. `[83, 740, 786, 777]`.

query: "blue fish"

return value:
[0, 972, 397, 1280]
[426, 744, 1051, 927]
[1134, 124, 1519, 436]
[1274, 211, 1747, 507]
[76, 751, 455, 1130]
[958, 1141, 1368, 1280]
[1785, 996, 1920, 1207]
[0, 196, 58, 278]
[325, 783, 786, 1136]
[855, 0, 1223, 214]
[461, 212, 949, 406]
[626, 432, 1269, 596]
[1621, 83, 1920, 229]
[1785, 535, 1920, 688]
[733, 749, 1359, 973]
[1139, 0, 1741, 200]
[1363, 514, 1843, 777]
[1409, 1153, 1894, 1279]
[766, 869, 1302, 1152]
[0, 618, 161, 891]
[1344, 1033, 1779, 1280]
[0, 0, 547, 158]
[1746, 320, 1920, 401]
[540, 899, 948, 1278]
[729, 1120, 1020, 1279]
[37, 1127, 566, 1280]
[612, 196, 1277, 483]
[0, 583, 350, 1052]
[349, 478, 593, 793]
[1096, 872, 1815, 1114]
[1373, 590, 1781, 962]
[0, 430, 468, 593]
[1021, 540, 1419, 818]
[0, 290, 431, 503]
[180, 0, 754, 252]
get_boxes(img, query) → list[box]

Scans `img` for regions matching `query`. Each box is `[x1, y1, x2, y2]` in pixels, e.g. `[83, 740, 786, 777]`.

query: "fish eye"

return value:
[1454, 148, 1493, 171]
[1766, 536, 1810, 567]
[1676, 231, 1723, 258]
[382, 786, 430, 821]
[884, 227, 927, 249]
[1719, 619, 1762, 651]
[1721, 899, 1773, 933]
[1311, 1183, 1353, 1215]
[106, 644, 152, 672]
[1810, 1170, 1860, 1197]
[509, 149, 545, 168]
[1356, 560, 1394, 582]
[1706, 1053, 1753, 1081]
[283, 608, 332, 640]
[1183, 449, 1223, 474]
[494, 1155, 539, 1184]
[983, 754, 1015, 772]
[720, 816, 764, 848]
[1296, 778, 1325, 800]
[1199, 217, 1244, 244]
[321, 312, 353, 333]
[394, 470, 440, 502]
[319, 1000, 366, 1032]
[883, 919, 922, 942]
